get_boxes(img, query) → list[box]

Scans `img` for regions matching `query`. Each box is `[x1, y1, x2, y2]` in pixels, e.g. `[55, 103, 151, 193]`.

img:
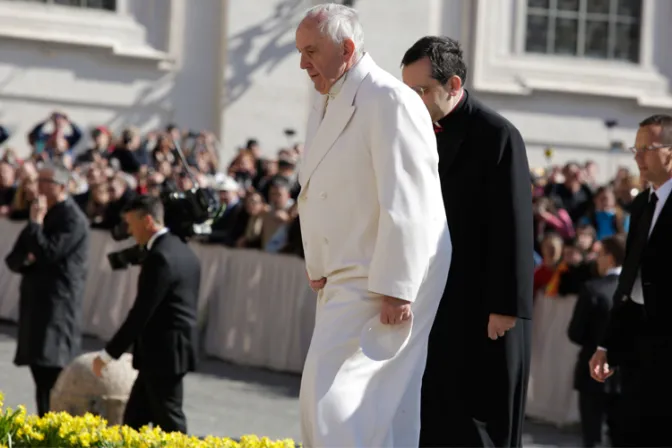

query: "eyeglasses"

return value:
[627, 144, 671, 154]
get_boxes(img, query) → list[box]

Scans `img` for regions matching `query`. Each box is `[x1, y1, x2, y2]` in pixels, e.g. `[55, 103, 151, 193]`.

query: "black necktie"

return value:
[619, 192, 658, 296]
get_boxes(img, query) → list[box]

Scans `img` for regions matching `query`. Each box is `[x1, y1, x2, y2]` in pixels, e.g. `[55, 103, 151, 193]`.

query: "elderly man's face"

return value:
[296, 18, 353, 94]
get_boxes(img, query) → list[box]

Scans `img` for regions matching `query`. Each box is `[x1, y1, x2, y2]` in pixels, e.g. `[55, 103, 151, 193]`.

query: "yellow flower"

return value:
[0, 389, 299, 448]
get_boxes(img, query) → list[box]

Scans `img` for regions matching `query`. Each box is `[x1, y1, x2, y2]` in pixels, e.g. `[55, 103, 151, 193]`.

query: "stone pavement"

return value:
[0, 322, 580, 446]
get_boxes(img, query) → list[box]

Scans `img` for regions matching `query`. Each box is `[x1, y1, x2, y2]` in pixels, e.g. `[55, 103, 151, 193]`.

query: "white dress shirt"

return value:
[98, 227, 169, 363]
[606, 266, 622, 276]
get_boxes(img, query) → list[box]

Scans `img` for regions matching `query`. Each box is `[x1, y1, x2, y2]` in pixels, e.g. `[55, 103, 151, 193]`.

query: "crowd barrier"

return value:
[0, 219, 317, 374]
[526, 294, 580, 426]
[0, 219, 580, 424]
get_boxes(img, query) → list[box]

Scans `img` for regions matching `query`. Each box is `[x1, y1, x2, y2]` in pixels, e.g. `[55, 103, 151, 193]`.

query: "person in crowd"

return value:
[92, 195, 201, 434]
[109, 127, 149, 174]
[568, 235, 626, 447]
[208, 176, 248, 246]
[9, 173, 38, 221]
[28, 111, 82, 158]
[296, 4, 451, 446]
[401, 36, 533, 447]
[533, 233, 564, 297]
[534, 196, 575, 242]
[74, 126, 113, 167]
[579, 186, 629, 240]
[545, 162, 595, 223]
[4, 163, 90, 416]
[236, 192, 266, 249]
[590, 114, 672, 447]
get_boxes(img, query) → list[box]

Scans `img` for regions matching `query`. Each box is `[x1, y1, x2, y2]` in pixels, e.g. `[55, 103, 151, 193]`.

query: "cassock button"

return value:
[319, 192, 327, 199]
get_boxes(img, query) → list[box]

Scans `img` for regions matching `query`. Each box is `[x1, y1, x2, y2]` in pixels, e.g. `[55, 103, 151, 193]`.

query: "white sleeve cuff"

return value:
[597, 346, 607, 352]
[99, 350, 114, 363]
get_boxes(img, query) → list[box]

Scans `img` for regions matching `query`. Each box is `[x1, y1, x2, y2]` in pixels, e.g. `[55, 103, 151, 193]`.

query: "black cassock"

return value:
[420, 90, 534, 448]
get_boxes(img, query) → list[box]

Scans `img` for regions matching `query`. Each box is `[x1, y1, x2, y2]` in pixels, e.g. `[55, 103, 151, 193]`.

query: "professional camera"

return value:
[107, 139, 220, 270]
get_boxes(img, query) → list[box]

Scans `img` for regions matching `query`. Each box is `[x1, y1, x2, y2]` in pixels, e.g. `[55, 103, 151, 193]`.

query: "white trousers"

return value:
[299, 242, 450, 447]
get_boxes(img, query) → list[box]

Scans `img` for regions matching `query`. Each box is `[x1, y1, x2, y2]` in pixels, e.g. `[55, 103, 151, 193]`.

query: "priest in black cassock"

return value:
[402, 36, 534, 448]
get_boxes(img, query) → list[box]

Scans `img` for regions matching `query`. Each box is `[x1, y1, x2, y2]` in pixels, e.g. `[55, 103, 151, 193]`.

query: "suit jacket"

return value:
[5, 197, 90, 367]
[105, 232, 201, 375]
[297, 53, 450, 302]
[434, 90, 534, 322]
[568, 274, 620, 393]
[602, 188, 672, 363]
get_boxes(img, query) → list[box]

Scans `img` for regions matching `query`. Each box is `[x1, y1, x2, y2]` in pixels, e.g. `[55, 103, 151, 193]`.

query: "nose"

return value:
[300, 54, 310, 70]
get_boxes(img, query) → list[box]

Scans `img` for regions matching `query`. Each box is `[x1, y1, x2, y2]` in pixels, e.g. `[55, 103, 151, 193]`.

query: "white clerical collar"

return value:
[147, 227, 169, 250]
[606, 266, 622, 276]
[327, 72, 347, 100]
[651, 176, 672, 204]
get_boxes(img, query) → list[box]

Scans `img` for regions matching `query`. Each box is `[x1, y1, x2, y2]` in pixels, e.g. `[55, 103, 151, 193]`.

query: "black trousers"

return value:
[29, 365, 63, 417]
[123, 371, 187, 434]
[578, 391, 623, 447]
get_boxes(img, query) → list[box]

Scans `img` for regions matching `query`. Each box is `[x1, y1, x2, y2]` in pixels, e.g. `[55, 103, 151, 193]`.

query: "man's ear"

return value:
[447, 75, 463, 96]
[343, 38, 356, 59]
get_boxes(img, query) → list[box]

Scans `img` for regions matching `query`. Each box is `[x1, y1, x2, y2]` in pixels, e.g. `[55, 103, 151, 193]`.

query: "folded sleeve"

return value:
[367, 87, 442, 302]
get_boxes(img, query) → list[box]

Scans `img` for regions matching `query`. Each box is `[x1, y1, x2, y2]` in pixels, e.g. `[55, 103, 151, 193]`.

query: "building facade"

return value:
[0, 0, 669, 180]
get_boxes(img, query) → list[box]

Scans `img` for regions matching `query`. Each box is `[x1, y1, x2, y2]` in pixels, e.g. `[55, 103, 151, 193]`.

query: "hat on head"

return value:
[215, 176, 240, 192]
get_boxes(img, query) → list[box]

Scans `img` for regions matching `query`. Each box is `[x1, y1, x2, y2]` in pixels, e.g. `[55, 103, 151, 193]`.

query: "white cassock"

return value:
[297, 53, 452, 447]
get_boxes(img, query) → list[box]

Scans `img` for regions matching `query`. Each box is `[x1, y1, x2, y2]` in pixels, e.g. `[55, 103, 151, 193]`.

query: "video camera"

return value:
[107, 138, 220, 270]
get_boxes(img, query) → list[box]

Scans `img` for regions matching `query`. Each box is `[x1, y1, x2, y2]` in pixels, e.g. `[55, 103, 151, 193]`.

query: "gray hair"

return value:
[41, 162, 71, 186]
[303, 3, 364, 56]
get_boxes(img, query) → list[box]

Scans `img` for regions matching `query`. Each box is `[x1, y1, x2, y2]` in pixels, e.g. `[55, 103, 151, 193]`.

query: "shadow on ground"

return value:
[0, 320, 300, 399]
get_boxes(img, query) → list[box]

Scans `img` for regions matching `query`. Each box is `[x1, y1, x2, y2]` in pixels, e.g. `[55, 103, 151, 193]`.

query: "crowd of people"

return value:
[532, 160, 640, 297]
[0, 112, 304, 258]
[0, 108, 648, 446]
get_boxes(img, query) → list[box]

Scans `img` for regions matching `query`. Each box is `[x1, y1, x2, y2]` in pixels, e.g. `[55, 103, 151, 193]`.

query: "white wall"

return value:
[0, 0, 668, 182]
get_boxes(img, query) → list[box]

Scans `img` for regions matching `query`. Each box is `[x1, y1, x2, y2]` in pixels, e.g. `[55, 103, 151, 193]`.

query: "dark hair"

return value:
[122, 195, 165, 225]
[269, 175, 290, 190]
[639, 114, 672, 143]
[401, 36, 467, 86]
[601, 234, 626, 266]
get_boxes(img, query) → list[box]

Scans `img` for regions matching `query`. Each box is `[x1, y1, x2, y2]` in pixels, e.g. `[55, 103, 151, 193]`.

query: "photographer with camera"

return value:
[92, 195, 201, 434]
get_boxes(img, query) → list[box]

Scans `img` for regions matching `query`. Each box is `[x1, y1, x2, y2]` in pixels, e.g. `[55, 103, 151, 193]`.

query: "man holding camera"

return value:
[92, 195, 201, 434]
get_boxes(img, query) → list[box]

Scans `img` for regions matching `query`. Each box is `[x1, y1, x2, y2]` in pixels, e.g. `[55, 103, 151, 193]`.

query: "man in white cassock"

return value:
[295, 4, 452, 447]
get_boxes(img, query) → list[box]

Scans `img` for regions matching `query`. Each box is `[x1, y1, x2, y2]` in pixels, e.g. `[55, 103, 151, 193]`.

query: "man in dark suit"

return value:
[401, 36, 534, 447]
[92, 195, 201, 434]
[5, 163, 90, 416]
[568, 235, 626, 447]
[590, 114, 672, 447]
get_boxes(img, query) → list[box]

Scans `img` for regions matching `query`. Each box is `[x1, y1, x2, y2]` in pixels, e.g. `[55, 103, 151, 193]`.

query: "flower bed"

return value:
[0, 392, 296, 448]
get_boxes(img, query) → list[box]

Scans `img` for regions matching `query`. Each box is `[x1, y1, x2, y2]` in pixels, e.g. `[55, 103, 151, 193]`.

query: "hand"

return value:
[92, 355, 107, 378]
[488, 314, 516, 340]
[380, 296, 412, 325]
[26, 253, 35, 264]
[306, 270, 326, 292]
[29, 195, 47, 224]
[589, 349, 613, 383]
[0, 205, 9, 216]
